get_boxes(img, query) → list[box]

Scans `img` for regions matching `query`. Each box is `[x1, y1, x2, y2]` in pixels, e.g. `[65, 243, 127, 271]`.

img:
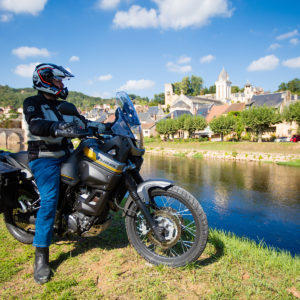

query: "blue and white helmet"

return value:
[32, 63, 74, 99]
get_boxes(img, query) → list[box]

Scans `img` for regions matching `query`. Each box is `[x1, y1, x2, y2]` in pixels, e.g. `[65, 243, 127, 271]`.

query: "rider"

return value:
[23, 63, 106, 284]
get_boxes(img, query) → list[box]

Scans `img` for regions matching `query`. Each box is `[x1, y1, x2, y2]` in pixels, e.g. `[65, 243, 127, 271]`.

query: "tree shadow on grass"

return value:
[50, 213, 129, 271]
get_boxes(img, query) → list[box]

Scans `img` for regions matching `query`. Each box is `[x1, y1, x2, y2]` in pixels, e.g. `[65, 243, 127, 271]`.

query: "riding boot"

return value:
[34, 247, 51, 284]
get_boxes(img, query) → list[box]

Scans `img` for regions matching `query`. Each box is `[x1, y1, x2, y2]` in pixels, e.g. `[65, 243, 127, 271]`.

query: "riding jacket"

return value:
[23, 92, 85, 161]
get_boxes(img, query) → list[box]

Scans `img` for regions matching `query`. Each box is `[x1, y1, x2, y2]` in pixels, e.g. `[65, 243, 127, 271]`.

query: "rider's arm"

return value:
[23, 97, 56, 137]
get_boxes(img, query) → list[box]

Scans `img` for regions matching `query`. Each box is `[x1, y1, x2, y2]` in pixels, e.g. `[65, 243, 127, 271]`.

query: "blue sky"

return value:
[0, 0, 299, 99]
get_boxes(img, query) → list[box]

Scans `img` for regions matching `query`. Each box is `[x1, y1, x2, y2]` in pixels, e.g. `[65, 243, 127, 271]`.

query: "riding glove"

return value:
[50, 121, 85, 138]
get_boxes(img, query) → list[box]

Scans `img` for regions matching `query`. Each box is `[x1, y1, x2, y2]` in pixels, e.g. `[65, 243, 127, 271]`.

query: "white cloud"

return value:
[166, 61, 192, 73]
[14, 62, 40, 78]
[98, 74, 112, 81]
[113, 5, 158, 29]
[0, 13, 12, 22]
[0, 0, 47, 15]
[113, 0, 233, 30]
[119, 79, 155, 91]
[200, 54, 215, 63]
[96, 0, 120, 10]
[247, 55, 279, 71]
[290, 38, 299, 45]
[12, 46, 51, 59]
[282, 56, 300, 68]
[69, 55, 79, 62]
[276, 29, 298, 40]
[177, 56, 191, 64]
[268, 43, 281, 51]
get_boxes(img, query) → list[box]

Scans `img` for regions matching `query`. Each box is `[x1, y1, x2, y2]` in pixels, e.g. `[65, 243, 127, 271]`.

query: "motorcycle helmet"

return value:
[32, 63, 74, 99]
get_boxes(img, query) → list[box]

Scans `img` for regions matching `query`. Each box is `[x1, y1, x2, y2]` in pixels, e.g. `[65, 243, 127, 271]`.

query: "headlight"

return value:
[130, 125, 144, 149]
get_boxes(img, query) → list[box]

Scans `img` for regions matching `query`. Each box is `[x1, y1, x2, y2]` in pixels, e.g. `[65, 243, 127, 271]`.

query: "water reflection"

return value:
[141, 155, 300, 255]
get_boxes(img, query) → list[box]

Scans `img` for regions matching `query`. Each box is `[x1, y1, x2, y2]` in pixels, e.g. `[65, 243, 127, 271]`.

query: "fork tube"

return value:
[124, 171, 164, 242]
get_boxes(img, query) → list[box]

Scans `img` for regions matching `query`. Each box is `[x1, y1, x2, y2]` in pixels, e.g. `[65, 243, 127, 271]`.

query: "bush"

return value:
[198, 137, 208, 142]
[242, 133, 250, 141]
[232, 151, 238, 157]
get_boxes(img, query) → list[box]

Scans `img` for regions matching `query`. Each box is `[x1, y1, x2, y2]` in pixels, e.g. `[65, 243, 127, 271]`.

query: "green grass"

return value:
[192, 152, 204, 159]
[277, 159, 300, 167]
[0, 214, 299, 299]
[145, 141, 300, 155]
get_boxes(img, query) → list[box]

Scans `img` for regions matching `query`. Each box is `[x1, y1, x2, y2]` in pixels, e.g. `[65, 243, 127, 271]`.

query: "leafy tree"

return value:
[208, 85, 216, 94]
[210, 115, 236, 141]
[190, 75, 203, 96]
[283, 101, 300, 126]
[183, 115, 206, 138]
[150, 93, 165, 106]
[181, 76, 191, 95]
[231, 86, 240, 93]
[241, 106, 281, 142]
[278, 78, 300, 95]
[172, 76, 203, 96]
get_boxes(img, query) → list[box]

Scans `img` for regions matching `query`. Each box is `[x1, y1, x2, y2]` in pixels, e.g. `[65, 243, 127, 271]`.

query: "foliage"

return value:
[128, 94, 149, 105]
[278, 78, 300, 95]
[210, 115, 236, 141]
[241, 106, 281, 142]
[156, 114, 206, 139]
[231, 86, 241, 93]
[149, 93, 165, 106]
[283, 101, 300, 125]
[172, 75, 203, 96]
[228, 111, 244, 140]
[0, 84, 114, 110]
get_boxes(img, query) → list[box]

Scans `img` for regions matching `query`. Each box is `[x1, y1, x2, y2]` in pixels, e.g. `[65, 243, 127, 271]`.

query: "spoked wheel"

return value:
[4, 186, 38, 244]
[125, 185, 208, 267]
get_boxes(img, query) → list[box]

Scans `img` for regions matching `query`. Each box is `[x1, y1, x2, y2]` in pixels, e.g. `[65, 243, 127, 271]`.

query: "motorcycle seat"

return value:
[9, 151, 30, 170]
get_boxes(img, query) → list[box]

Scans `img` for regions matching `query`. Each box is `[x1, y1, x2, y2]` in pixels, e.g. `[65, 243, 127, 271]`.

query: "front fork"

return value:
[124, 171, 165, 243]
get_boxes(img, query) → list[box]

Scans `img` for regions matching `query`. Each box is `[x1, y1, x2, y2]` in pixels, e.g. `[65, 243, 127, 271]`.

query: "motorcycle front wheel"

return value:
[125, 185, 208, 267]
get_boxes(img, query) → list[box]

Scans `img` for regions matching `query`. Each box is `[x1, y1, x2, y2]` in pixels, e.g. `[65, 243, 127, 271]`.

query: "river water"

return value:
[141, 155, 300, 255]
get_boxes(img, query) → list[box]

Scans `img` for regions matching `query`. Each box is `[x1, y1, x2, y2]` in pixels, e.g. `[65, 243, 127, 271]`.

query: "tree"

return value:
[228, 111, 244, 140]
[208, 85, 216, 94]
[210, 115, 236, 141]
[278, 78, 300, 95]
[181, 76, 191, 95]
[183, 115, 206, 138]
[283, 101, 300, 126]
[151, 93, 165, 105]
[231, 86, 240, 93]
[241, 106, 281, 142]
[172, 75, 203, 96]
[190, 75, 203, 96]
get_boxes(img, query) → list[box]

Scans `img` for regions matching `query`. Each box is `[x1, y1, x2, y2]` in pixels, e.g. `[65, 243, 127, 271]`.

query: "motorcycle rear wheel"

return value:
[4, 185, 37, 244]
[125, 185, 208, 267]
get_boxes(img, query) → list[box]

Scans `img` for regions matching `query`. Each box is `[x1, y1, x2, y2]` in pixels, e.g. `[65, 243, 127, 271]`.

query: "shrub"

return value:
[192, 153, 204, 159]
[232, 151, 238, 157]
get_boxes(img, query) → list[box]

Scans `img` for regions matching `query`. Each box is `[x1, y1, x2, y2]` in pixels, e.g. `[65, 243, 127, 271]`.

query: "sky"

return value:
[0, 0, 299, 99]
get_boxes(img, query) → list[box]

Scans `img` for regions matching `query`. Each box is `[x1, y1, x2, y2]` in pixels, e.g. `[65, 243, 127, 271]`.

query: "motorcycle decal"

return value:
[83, 147, 122, 174]
[61, 174, 74, 180]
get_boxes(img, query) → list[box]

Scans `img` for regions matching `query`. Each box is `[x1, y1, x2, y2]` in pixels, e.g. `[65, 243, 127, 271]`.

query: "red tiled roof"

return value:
[206, 105, 229, 122]
[224, 103, 245, 113]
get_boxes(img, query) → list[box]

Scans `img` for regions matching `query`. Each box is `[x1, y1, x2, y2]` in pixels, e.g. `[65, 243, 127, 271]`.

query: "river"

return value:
[141, 155, 300, 255]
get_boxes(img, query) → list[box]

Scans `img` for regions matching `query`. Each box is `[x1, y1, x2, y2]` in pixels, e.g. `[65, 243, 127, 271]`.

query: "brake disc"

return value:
[147, 209, 182, 250]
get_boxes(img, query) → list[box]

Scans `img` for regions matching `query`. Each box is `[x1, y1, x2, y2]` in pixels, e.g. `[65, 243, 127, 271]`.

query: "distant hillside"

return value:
[0, 85, 114, 109]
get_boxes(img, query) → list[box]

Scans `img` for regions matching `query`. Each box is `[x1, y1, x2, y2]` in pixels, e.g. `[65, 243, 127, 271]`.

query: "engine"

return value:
[66, 186, 111, 236]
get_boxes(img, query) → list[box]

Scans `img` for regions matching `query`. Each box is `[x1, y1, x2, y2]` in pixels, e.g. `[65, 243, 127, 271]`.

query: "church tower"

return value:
[164, 83, 174, 107]
[215, 68, 232, 103]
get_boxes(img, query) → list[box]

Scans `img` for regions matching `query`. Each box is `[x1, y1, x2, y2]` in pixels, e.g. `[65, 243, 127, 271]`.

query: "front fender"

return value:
[122, 179, 174, 216]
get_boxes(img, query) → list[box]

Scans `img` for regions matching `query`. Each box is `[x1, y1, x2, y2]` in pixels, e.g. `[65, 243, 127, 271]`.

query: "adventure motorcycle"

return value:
[0, 92, 208, 267]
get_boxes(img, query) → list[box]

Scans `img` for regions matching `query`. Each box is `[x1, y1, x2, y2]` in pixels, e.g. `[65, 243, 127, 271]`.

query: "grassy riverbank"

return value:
[144, 139, 300, 155]
[0, 214, 299, 299]
[144, 140, 300, 164]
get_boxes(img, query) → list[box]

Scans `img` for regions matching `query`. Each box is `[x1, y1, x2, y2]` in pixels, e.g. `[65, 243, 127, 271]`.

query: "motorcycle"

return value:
[0, 92, 208, 267]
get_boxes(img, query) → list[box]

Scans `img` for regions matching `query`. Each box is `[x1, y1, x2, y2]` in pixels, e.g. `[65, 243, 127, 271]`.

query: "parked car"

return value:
[290, 135, 300, 142]
[274, 137, 290, 142]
